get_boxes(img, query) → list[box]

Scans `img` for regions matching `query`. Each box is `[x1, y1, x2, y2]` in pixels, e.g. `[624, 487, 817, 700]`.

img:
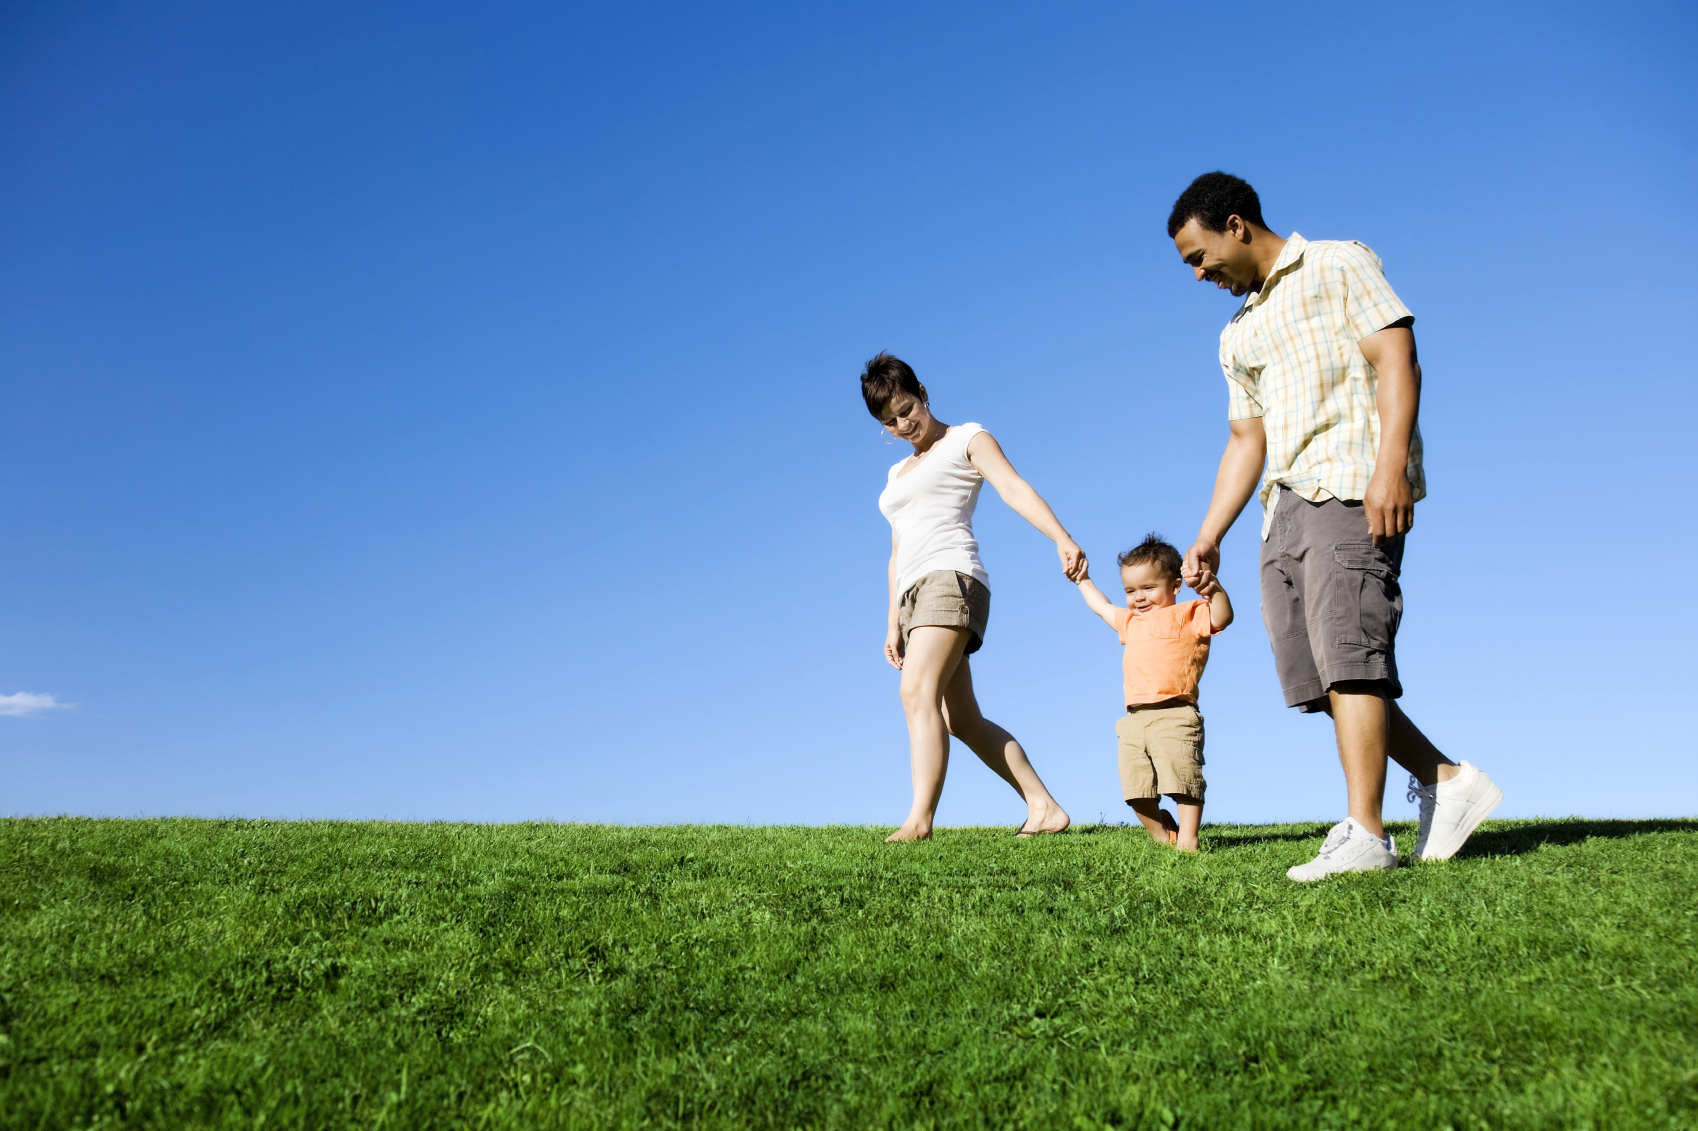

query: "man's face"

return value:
[1173, 216, 1260, 297]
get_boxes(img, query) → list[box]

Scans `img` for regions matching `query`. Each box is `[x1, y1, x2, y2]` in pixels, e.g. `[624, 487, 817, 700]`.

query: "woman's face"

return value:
[877, 392, 932, 445]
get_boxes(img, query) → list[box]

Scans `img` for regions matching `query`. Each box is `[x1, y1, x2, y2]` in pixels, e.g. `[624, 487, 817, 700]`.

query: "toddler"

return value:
[1075, 534, 1232, 852]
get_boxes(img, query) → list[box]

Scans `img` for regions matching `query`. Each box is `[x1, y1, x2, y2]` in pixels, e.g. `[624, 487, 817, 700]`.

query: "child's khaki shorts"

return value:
[1115, 703, 1206, 801]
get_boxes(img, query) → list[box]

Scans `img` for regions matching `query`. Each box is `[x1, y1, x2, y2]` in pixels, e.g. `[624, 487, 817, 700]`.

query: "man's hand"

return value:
[1183, 537, 1221, 593]
[1363, 468, 1414, 544]
[1057, 537, 1088, 582]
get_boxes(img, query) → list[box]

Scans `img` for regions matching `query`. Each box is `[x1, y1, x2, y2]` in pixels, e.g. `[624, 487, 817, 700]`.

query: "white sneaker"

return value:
[1286, 817, 1398, 882]
[1407, 775, 1437, 857]
[1419, 761, 1503, 861]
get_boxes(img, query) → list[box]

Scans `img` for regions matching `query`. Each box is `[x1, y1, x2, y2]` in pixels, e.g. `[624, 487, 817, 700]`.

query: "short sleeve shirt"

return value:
[1218, 234, 1425, 536]
[1113, 599, 1217, 706]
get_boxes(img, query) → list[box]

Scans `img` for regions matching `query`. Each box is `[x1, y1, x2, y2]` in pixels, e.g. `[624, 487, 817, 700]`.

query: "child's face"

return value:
[1121, 562, 1183, 613]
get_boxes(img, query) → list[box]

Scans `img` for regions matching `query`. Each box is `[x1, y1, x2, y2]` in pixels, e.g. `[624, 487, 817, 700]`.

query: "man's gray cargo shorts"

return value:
[1259, 491, 1404, 711]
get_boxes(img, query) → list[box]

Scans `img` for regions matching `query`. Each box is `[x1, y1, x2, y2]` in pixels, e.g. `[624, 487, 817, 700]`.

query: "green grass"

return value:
[1, 818, 1695, 1130]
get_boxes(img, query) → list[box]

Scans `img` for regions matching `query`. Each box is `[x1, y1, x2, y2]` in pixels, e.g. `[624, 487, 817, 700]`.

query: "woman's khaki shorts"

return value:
[899, 570, 990, 655]
[1115, 704, 1206, 801]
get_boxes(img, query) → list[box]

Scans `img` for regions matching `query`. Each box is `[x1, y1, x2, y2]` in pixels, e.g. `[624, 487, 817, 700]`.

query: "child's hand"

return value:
[1190, 574, 1220, 598]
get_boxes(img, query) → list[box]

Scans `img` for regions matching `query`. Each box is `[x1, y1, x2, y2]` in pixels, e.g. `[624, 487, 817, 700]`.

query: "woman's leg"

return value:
[940, 654, 1070, 836]
[888, 625, 971, 842]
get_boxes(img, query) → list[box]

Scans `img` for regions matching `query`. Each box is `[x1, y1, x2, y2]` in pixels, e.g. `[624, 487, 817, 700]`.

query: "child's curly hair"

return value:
[1117, 533, 1182, 580]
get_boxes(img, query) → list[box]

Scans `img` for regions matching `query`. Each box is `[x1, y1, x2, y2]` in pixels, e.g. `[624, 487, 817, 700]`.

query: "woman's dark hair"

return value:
[1118, 533, 1182, 580]
[861, 352, 924, 418]
[1166, 171, 1267, 238]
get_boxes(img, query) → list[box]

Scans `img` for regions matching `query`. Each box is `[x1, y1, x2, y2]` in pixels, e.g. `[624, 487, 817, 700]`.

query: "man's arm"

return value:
[1073, 562, 1124, 630]
[1182, 416, 1266, 590]
[1357, 320, 1420, 544]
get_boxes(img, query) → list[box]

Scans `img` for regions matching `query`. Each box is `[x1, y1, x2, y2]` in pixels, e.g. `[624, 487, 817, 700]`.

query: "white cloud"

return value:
[0, 692, 72, 717]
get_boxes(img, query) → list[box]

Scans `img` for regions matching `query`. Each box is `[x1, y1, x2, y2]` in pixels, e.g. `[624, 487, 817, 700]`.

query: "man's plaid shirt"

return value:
[1219, 232, 1425, 537]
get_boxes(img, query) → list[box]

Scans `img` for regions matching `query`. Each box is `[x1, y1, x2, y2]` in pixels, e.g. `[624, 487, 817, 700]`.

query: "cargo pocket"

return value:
[1332, 543, 1402, 649]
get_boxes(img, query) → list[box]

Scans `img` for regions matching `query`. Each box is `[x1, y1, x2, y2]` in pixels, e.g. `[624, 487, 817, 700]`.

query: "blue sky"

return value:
[2, 1, 1693, 826]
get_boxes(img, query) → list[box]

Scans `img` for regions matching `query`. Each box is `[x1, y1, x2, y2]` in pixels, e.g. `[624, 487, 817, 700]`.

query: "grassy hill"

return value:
[1, 816, 1694, 1129]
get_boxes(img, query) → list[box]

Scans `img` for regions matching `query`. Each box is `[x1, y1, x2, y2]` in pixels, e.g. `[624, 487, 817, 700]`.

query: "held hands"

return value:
[1057, 538, 1088, 582]
[884, 624, 905, 670]
[1182, 537, 1220, 594]
[1363, 469, 1415, 545]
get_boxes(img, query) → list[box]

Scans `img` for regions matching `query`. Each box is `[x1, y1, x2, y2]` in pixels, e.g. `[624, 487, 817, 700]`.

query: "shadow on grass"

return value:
[1199, 817, 1698, 855]
[1459, 817, 1698, 858]
[1204, 827, 1331, 848]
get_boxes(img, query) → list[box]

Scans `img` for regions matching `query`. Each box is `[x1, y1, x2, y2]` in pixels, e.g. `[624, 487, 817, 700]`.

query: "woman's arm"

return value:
[883, 528, 904, 670]
[966, 431, 1087, 580]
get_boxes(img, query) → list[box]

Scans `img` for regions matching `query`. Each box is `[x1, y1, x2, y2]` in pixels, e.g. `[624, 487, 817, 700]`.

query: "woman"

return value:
[865, 352, 1083, 842]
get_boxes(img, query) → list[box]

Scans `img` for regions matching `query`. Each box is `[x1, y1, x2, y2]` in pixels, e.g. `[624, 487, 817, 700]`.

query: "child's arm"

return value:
[1191, 572, 1235, 632]
[1074, 561, 1126, 630]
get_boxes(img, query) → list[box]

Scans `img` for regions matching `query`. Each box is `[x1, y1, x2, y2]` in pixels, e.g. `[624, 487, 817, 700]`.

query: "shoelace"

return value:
[1315, 823, 1351, 857]
[1406, 775, 1437, 843]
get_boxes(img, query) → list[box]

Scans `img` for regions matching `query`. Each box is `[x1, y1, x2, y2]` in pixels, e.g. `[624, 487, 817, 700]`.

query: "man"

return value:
[1167, 171, 1502, 880]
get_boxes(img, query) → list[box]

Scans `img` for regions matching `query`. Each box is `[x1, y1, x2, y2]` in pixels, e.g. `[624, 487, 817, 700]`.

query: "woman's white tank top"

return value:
[877, 423, 990, 597]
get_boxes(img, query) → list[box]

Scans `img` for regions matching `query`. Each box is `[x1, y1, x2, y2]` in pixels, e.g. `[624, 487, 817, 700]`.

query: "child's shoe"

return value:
[1286, 817, 1398, 882]
[1418, 761, 1503, 861]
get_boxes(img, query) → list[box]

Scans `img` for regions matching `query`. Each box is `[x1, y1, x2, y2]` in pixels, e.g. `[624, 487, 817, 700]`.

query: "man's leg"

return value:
[1318, 688, 1466, 830]
[1388, 702, 1459, 786]
[1387, 700, 1503, 861]
[1322, 684, 1390, 839]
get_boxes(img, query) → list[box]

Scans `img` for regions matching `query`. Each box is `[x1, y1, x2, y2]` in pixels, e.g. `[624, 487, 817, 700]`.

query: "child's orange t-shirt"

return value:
[1113, 599, 1218, 706]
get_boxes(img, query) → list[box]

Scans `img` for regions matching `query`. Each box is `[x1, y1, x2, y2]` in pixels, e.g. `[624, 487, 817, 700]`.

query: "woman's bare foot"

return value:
[1015, 801, 1070, 838]
[884, 821, 933, 843]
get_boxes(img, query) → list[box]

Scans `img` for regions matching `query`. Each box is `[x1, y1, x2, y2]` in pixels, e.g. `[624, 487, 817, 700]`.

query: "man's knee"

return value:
[1312, 680, 1392, 717]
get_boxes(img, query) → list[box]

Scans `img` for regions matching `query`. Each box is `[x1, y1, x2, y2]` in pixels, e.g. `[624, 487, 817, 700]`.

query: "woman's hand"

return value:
[884, 625, 905, 670]
[1057, 538, 1088, 582]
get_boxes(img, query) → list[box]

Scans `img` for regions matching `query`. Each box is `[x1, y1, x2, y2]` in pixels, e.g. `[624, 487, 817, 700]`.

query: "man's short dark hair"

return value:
[861, 352, 924, 417]
[1166, 172, 1267, 238]
[1118, 533, 1182, 580]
